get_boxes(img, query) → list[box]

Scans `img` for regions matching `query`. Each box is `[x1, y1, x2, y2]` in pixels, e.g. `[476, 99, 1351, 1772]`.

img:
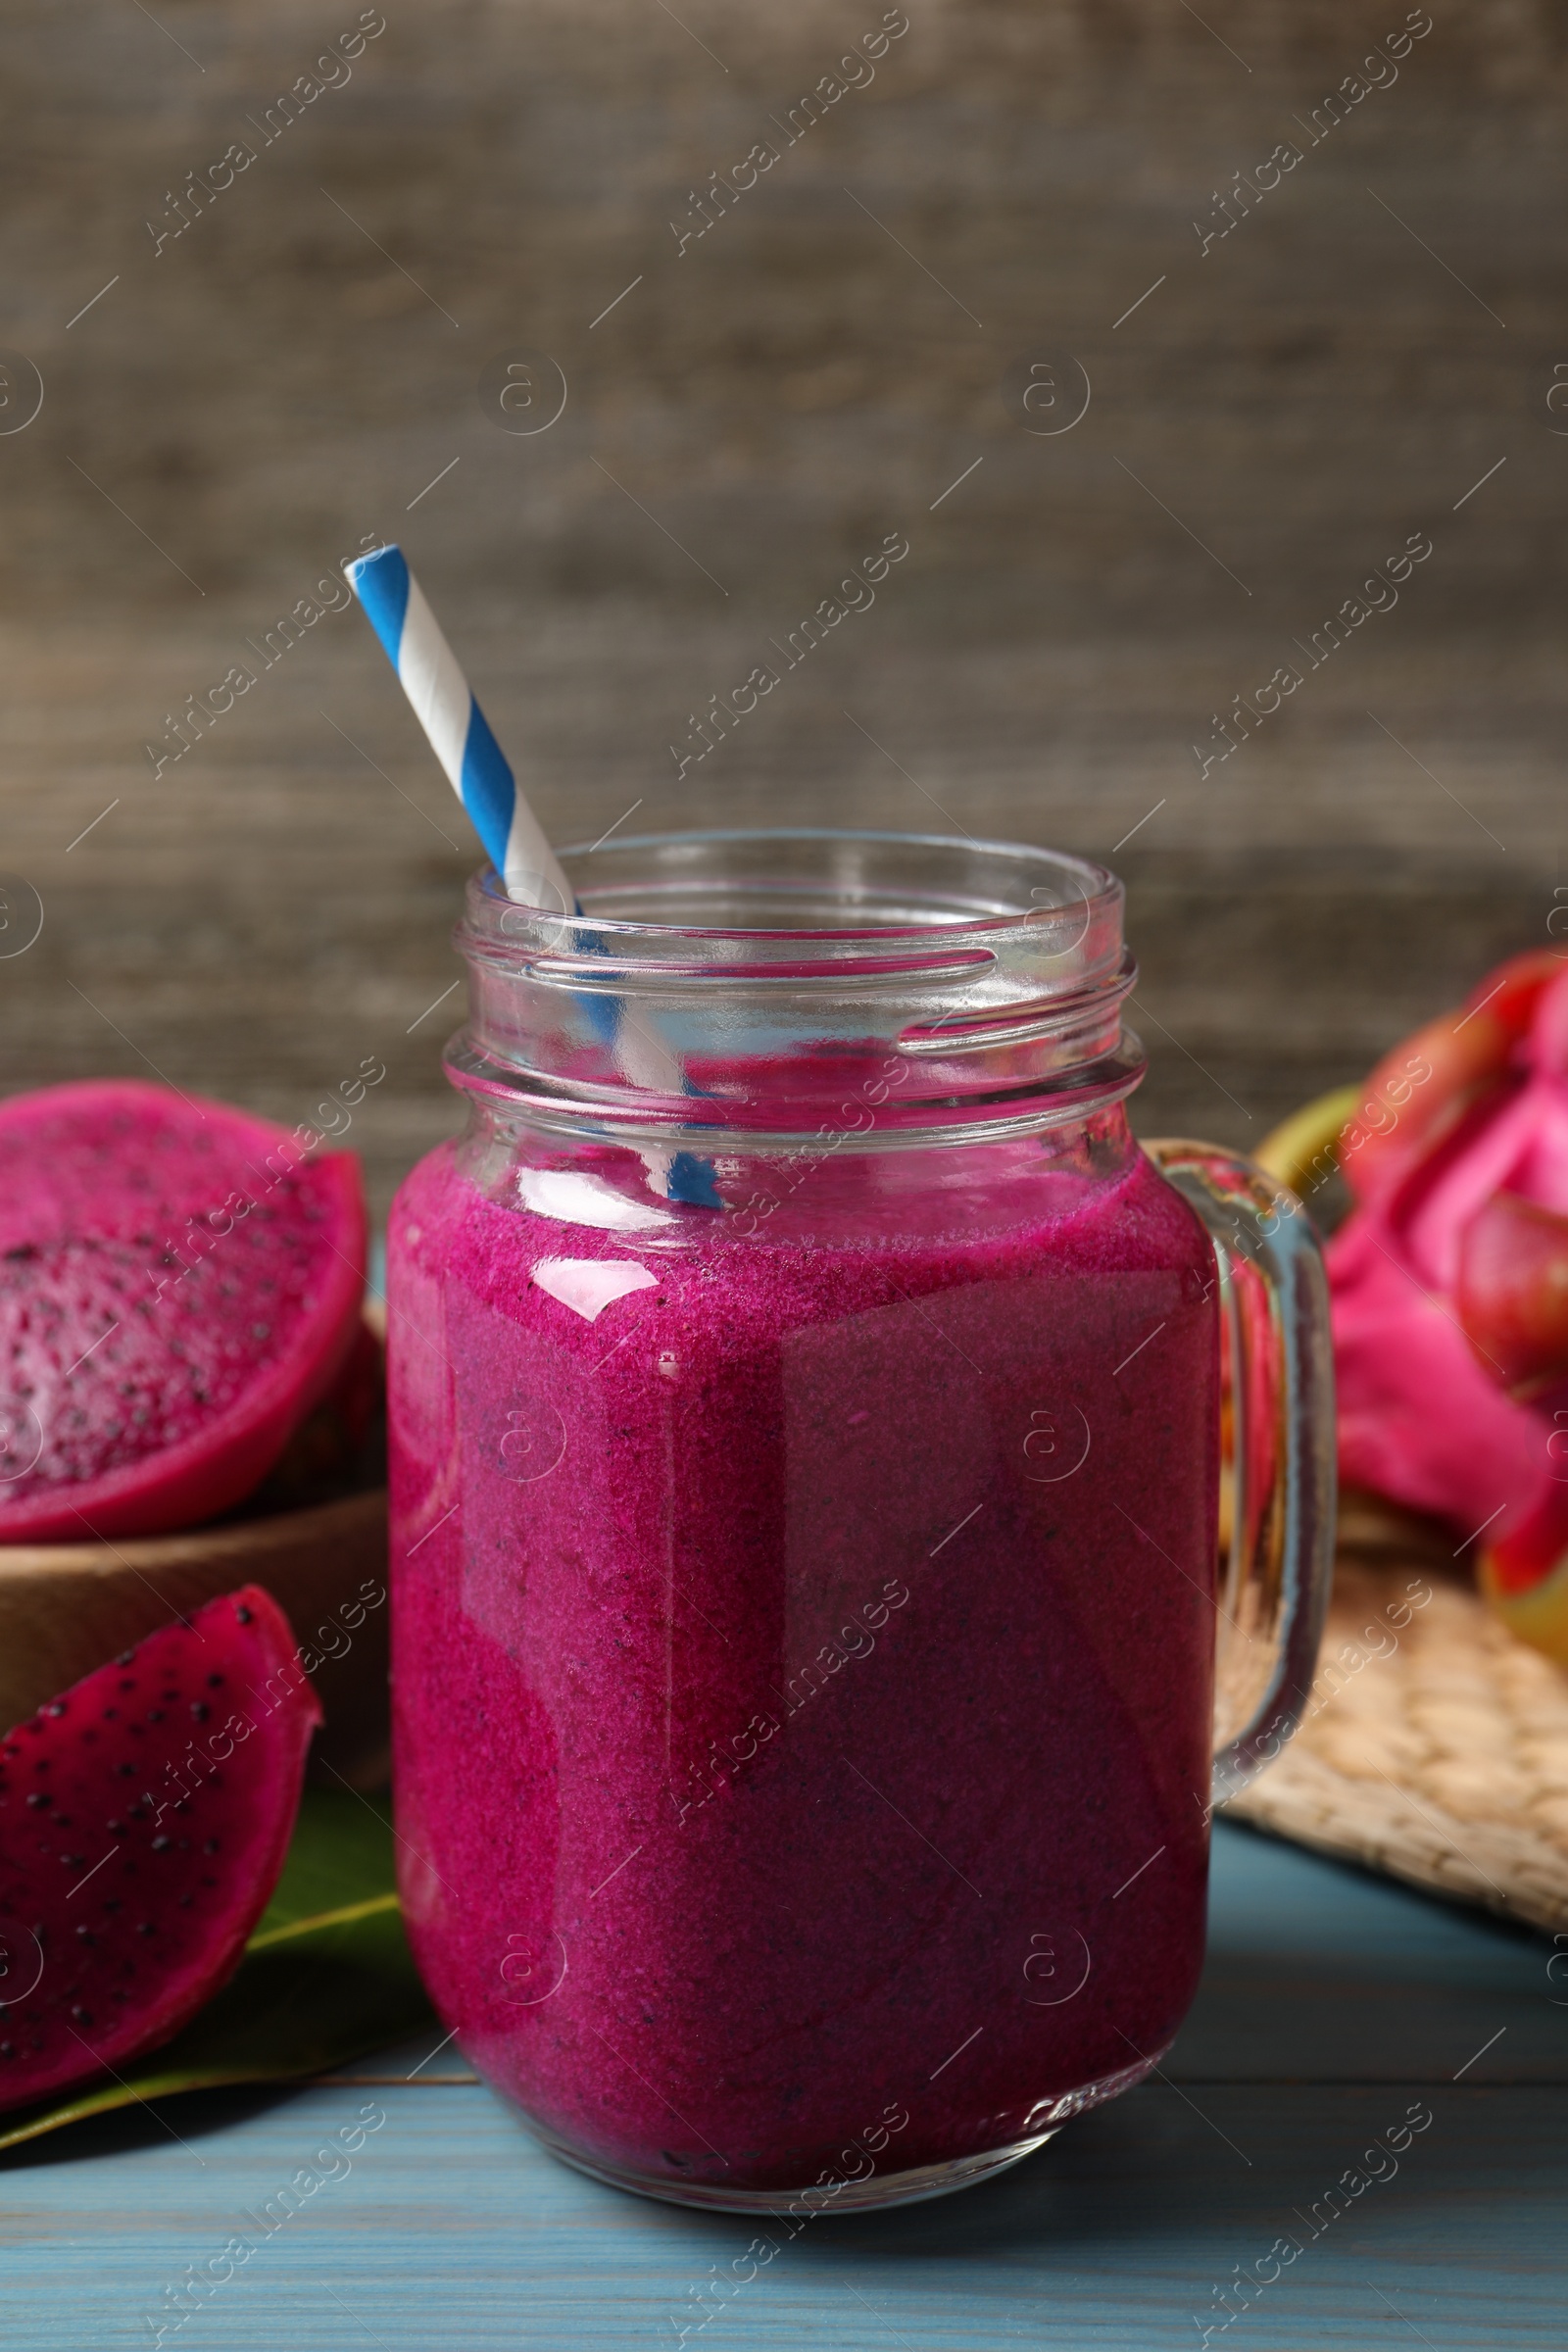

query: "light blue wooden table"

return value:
[7, 1822, 1562, 2350]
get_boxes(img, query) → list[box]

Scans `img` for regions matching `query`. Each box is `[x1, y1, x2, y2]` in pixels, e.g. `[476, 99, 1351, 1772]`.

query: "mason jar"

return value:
[386, 829, 1334, 2211]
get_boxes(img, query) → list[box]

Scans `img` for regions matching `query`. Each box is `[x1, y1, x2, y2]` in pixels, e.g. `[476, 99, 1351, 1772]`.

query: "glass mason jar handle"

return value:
[1144, 1139, 1337, 1803]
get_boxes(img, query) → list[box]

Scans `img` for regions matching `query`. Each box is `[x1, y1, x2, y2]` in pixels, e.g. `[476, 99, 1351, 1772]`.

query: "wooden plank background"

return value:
[1, 0, 1561, 1214]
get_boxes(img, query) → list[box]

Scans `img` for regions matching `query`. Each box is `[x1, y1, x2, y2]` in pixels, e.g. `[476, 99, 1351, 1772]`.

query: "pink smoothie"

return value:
[387, 1122, 1220, 2197]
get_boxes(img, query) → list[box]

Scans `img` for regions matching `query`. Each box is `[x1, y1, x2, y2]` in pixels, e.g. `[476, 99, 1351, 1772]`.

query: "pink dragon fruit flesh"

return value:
[0, 1081, 367, 1543]
[0, 1584, 319, 2114]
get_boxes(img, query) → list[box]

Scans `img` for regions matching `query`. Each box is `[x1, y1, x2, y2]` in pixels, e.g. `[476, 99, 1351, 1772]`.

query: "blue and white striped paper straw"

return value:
[345, 542, 719, 1210]
[345, 543, 571, 914]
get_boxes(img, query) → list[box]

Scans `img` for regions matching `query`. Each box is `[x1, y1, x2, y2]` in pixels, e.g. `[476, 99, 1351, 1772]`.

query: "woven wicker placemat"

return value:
[1224, 1498, 1568, 1935]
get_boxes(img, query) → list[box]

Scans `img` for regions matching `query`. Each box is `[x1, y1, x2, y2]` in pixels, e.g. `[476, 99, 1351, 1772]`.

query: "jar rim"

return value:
[448, 828, 1143, 1145]
[466, 827, 1118, 960]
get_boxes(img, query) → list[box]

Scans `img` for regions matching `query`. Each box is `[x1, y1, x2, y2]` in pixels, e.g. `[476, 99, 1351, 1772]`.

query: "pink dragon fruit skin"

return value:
[1327, 952, 1568, 1560]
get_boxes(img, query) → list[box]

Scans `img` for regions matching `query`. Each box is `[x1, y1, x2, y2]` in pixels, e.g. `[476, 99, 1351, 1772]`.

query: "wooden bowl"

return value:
[0, 1487, 391, 1785]
[0, 1306, 392, 1785]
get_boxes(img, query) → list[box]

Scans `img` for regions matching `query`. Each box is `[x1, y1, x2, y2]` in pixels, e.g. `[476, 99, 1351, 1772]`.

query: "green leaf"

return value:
[255, 1785, 405, 1933]
[0, 1788, 436, 2155]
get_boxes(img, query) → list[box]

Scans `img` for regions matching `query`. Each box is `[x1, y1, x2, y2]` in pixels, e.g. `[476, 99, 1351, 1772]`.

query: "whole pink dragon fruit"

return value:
[1326, 950, 1568, 1656]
